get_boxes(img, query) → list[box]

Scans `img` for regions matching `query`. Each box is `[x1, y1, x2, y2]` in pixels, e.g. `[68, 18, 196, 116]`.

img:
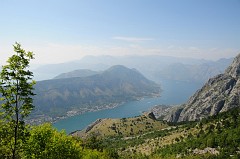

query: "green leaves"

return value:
[0, 42, 35, 119]
[0, 42, 35, 158]
[22, 123, 111, 159]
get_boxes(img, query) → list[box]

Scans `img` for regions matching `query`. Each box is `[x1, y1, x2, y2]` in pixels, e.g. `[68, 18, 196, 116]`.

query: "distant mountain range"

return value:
[30, 65, 160, 123]
[33, 55, 233, 85]
[155, 60, 231, 83]
[32, 55, 233, 106]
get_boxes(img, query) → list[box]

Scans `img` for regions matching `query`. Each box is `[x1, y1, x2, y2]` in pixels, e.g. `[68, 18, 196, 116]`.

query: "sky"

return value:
[0, 0, 240, 64]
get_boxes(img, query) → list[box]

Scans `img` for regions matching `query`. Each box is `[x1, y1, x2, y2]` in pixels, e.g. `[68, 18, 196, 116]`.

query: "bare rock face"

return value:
[225, 53, 240, 78]
[163, 106, 184, 122]
[164, 53, 240, 122]
[147, 112, 157, 120]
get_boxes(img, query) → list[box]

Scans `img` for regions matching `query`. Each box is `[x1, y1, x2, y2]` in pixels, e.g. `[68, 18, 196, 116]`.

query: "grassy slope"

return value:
[73, 114, 167, 138]
[90, 107, 240, 159]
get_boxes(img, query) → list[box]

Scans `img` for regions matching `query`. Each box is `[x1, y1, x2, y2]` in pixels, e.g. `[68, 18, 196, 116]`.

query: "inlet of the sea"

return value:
[53, 80, 202, 134]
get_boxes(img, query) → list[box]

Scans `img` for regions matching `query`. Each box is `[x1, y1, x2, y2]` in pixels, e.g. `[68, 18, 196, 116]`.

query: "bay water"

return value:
[54, 80, 202, 133]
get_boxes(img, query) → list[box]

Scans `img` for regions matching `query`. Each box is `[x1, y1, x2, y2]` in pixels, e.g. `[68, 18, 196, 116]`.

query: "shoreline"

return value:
[27, 94, 161, 126]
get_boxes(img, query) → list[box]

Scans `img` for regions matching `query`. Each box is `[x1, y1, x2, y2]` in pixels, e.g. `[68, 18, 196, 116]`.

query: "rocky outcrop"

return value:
[225, 53, 240, 78]
[163, 106, 184, 122]
[164, 53, 240, 122]
[193, 147, 219, 155]
[150, 105, 172, 119]
[147, 112, 157, 120]
[85, 119, 102, 133]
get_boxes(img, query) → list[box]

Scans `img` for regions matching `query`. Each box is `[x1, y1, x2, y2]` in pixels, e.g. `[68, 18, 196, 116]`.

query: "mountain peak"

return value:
[105, 65, 138, 73]
[225, 53, 240, 78]
[102, 65, 143, 80]
[106, 65, 129, 71]
[54, 69, 99, 79]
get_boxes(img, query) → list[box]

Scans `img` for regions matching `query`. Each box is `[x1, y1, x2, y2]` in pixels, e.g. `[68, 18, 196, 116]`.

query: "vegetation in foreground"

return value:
[0, 122, 113, 159]
[0, 43, 113, 159]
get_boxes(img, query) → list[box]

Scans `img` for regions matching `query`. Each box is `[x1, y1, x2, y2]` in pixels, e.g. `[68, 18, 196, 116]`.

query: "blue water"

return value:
[53, 80, 202, 133]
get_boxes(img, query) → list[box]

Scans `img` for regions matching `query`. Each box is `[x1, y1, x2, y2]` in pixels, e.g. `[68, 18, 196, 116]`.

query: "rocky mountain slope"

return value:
[164, 53, 240, 122]
[31, 65, 160, 123]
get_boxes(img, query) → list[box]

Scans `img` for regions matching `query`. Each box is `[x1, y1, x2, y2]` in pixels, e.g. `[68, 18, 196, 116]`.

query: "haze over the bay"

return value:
[0, 0, 240, 64]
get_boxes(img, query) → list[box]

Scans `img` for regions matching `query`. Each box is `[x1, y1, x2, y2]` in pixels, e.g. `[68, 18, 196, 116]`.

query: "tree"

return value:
[23, 123, 113, 159]
[23, 123, 83, 159]
[0, 42, 35, 159]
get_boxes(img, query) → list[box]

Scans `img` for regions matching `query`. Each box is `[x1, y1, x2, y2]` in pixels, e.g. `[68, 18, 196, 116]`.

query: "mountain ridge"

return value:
[164, 53, 240, 122]
[33, 55, 233, 84]
[30, 65, 161, 123]
[54, 69, 99, 79]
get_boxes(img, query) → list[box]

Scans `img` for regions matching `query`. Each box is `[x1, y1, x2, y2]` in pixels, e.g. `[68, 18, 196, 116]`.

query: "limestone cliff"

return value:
[164, 53, 240, 122]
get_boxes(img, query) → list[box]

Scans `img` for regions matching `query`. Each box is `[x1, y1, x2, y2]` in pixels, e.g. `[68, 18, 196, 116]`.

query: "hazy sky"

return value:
[0, 0, 240, 64]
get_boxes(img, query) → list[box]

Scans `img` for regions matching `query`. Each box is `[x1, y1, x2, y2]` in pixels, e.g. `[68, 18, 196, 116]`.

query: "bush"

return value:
[23, 123, 82, 159]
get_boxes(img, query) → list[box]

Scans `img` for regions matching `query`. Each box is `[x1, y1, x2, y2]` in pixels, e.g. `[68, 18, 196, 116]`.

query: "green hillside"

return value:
[31, 65, 161, 123]
[82, 107, 240, 159]
[72, 113, 167, 138]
